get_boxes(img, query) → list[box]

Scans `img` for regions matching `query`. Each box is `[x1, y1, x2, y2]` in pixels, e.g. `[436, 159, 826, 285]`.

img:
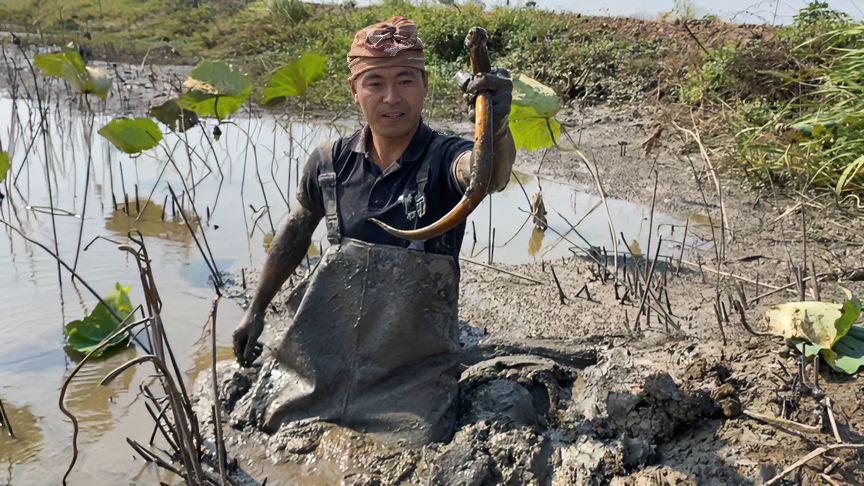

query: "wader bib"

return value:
[257, 143, 461, 446]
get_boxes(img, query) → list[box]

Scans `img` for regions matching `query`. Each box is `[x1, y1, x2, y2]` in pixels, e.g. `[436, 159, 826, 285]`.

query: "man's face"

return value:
[350, 67, 428, 141]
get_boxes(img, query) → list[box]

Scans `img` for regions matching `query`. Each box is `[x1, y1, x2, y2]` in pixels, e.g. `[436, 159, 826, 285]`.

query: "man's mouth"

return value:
[381, 112, 405, 119]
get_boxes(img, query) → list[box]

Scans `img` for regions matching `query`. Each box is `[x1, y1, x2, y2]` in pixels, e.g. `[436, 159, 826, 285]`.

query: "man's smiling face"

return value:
[350, 66, 428, 141]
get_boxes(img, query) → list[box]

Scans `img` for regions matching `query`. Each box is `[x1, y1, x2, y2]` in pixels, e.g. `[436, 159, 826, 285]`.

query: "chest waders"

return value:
[256, 141, 461, 446]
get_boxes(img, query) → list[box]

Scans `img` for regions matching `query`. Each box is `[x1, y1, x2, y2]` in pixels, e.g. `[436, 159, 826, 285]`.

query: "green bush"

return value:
[269, 0, 309, 24]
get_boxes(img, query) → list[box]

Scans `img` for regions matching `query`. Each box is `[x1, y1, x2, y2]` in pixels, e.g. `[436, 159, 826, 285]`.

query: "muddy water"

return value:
[0, 96, 704, 484]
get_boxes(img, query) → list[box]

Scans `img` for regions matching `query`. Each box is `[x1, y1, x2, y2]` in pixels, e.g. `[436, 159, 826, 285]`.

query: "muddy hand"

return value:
[461, 67, 512, 134]
[370, 26, 494, 241]
[233, 310, 264, 367]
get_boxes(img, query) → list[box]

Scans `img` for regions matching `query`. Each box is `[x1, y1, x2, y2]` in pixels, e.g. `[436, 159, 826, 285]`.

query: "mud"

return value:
[198, 96, 864, 483]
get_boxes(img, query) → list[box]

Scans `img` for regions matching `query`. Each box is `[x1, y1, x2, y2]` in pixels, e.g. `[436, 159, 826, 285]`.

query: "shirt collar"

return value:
[348, 119, 433, 164]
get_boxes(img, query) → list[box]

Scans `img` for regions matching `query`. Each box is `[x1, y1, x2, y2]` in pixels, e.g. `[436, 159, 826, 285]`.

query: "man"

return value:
[232, 16, 515, 445]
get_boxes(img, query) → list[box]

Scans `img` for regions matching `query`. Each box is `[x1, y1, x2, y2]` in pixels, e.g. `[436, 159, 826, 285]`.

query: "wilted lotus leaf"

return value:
[149, 99, 199, 132]
[85, 66, 113, 99]
[98, 117, 162, 154]
[178, 60, 251, 120]
[766, 288, 862, 350]
[766, 301, 843, 348]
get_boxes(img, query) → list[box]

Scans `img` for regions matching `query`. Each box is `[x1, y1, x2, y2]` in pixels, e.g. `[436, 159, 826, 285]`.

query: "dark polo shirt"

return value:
[297, 121, 473, 259]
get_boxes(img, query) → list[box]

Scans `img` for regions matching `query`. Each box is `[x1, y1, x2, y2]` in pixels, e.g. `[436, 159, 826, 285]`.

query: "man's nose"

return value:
[382, 83, 401, 104]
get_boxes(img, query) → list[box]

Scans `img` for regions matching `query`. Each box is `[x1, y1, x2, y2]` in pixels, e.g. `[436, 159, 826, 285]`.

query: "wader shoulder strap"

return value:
[407, 135, 446, 251]
[316, 141, 340, 244]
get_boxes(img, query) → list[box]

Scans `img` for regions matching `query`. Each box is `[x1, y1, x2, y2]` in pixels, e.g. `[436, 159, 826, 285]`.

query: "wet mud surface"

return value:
[195, 105, 864, 485]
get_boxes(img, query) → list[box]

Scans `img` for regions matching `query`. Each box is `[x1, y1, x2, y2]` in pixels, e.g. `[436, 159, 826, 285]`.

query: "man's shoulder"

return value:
[309, 128, 363, 171]
[428, 128, 473, 154]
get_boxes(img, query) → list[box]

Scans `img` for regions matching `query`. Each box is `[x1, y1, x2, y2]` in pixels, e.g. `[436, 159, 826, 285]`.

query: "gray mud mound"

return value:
[194, 336, 750, 485]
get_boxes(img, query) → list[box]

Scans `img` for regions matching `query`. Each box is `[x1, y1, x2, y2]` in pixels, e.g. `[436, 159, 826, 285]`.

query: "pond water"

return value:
[0, 95, 710, 484]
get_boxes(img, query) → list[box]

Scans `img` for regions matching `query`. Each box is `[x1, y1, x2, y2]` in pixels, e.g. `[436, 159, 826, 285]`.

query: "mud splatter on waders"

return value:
[242, 142, 462, 446]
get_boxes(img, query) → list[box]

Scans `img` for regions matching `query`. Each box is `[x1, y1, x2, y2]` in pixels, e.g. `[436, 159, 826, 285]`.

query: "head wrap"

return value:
[347, 16, 425, 80]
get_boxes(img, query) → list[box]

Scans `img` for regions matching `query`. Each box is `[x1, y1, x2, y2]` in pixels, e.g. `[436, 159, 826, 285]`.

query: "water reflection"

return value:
[185, 344, 236, 384]
[0, 401, 43, 465]
[104, 200, 194, 242]
[462, 171, 712, 265]
[527, 227, 545, 258]
[64, 347, 137, 442]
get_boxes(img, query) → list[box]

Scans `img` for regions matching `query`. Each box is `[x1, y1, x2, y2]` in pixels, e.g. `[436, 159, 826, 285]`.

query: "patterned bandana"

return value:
[347, 16, 426, 80]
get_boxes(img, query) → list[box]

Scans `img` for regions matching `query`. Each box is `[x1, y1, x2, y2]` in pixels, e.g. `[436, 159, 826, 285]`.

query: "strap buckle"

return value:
[318, 172, 336, 187]
[402, 193, 426, 222]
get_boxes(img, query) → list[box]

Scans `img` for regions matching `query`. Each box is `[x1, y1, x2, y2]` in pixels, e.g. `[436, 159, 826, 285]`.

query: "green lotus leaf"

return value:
[149, 99, 199, 132]
[34, 45, 112, 99]
[262, 52, 327, 105]
[34, 46, 88, 90]
[0, 151, 9, 183]
[835, 287, 862, 344]
[509, 103, 561, 152]
[64, 283, 134, 358]
[178, 60, 251, 120]
[98, 117, 163, 154]
[821, 325, 864, 374]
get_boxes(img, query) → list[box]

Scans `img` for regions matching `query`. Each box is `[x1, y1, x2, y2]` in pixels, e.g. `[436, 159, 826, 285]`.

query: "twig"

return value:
[713, 293, 728, 346]
[558, 130, 619, 275]
[632, 237, 663, 331]
[825, 397, 843, 444]
[764, 443, 864, 486]
[819, 473, 841, 486]
[809, 260, 821, 301]
[0, 398, 14, 438]
[208, 296, 228, 485]
[749, 273, 833, 304]
[676, 217, 689, 276]
[550, 264, 567, 304]
[679, 259, 781, 291]
[732, 299, 771, 337]
[681, 20, 710, 56]
[645, 170, 658, 280]
[743, 409, 823, 434]
[673, 120, 729, 263]
[459, 258, 543, 285]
